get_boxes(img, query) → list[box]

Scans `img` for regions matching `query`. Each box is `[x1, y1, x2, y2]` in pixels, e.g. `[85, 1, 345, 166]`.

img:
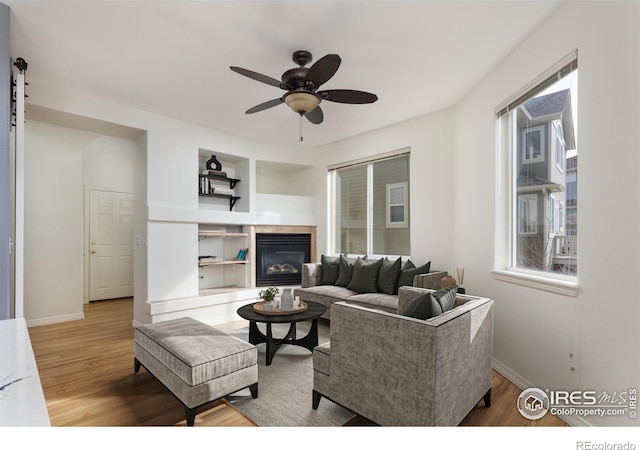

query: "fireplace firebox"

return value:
[255, 233, 311, 287]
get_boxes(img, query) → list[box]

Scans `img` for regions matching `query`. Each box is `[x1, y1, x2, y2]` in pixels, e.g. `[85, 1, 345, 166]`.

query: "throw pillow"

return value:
[401, 292, 442, 320]
[348, 257, 384, 293]
[377, 257, 402, 295]
[319, 255, 340, 285]
[431, 286, 458, 313]
[396, 260, 431, 293]
[335, 254, 357, 287]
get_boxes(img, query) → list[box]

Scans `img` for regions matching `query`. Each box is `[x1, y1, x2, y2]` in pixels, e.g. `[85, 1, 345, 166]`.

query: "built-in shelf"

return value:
[199, 174, 241, 211]
[198, 259, 248, 267]
[198, 225, 250, 291]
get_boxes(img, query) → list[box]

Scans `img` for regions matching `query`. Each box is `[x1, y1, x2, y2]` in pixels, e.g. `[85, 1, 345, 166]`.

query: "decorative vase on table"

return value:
[281, 288, 294, 311]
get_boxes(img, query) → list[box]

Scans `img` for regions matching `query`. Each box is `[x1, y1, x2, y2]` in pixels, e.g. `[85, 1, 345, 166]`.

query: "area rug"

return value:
[226, 320, 355, 426]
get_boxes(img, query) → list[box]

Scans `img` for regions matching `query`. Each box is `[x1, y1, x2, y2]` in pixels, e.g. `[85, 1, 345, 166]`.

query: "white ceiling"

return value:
[5, 0, 562, 146]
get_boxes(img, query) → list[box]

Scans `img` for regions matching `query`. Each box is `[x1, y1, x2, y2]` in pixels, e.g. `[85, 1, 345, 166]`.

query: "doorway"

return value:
[88, 189, 134, 301]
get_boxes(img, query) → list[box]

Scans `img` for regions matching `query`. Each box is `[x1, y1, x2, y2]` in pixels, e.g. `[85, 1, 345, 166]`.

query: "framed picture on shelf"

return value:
[236, 248, 248, 260]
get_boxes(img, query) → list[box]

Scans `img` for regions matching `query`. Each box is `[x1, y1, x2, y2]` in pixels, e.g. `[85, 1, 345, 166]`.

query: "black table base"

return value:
[248, 319, 320, 366]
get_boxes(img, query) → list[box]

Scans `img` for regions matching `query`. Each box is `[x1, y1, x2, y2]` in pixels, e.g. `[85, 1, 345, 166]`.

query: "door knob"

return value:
[91, 249, 96, 254]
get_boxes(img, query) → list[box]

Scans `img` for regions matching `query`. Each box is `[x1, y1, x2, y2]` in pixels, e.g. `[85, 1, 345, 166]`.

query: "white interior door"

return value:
[89, 190, 134, 301]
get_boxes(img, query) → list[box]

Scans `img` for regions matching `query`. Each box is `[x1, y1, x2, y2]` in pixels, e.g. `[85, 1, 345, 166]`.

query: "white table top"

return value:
[0, 318, 51, 426]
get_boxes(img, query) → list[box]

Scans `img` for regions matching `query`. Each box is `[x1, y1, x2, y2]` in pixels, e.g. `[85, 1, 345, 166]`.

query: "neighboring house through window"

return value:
[495, 52, 578, 285]
[329, 150, 410, 257]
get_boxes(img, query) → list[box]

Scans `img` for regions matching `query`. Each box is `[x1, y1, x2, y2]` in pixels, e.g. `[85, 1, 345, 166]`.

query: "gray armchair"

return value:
[312, 286, 494, 426]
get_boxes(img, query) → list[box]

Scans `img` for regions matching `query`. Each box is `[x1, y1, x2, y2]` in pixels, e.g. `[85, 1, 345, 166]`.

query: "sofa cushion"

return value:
[335, 254, 361, 287]
[396, 260, 431, 293]
[401, 292, 442, 320]
[319, 254, 340, 285]
[347, 292, 399, 313]
[401, 286, 459, 320]
[348, 257, 383, 293]
[432, 286, 458, 312]
[377, 257, 402, 295]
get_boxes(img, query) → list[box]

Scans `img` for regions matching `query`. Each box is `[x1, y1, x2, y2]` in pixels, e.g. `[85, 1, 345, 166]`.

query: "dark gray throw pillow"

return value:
[377, 257, 402, 295]
[335, 254, 357, 287]
[348, 257, 384, 293]
[431, 286, 458, 312]
[401, 292, 442, 320]
[396, 260, 431, 293]
[319, 255, 340, 285]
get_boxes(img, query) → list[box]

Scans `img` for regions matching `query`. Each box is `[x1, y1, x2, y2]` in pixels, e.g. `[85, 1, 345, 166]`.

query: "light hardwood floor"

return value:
[28, 298, 566, 427]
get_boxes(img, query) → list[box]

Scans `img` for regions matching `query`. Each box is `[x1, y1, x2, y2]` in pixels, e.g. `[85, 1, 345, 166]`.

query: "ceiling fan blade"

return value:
[305, 54, 341, 88]
[230, 66, 289, 89]
[245, 98, 284, 114]
[305, 106, 323, 124]
[319, 89, 378, 104]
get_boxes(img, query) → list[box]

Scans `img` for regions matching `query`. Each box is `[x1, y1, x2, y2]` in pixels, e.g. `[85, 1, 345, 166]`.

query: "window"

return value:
[522, 125, 545, 163]
[518, 194, 538, 235]
[386, 182, 408, 228]
[329, 151, 410, 257]
[495, 52, 578, 284]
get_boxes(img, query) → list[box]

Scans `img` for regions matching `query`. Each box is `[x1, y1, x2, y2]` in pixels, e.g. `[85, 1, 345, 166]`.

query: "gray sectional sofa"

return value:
[294, 255, 448, 319]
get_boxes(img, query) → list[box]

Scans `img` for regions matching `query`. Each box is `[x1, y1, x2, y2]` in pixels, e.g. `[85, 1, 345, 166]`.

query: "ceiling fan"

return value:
[230, 50, 378, 126]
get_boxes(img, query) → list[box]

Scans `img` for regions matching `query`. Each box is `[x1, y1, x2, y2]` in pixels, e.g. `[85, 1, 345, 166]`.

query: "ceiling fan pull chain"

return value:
[299, 114, 303, 142]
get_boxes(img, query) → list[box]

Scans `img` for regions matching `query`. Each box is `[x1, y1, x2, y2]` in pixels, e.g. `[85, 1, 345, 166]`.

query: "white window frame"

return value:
[522, 125, 545, 163]
[518, 194, 538, 235]
[386, 182, 408, 228]
[553, 120, 565, 172]
[550, 196, 564, 235]
[491, 50, 579, 297]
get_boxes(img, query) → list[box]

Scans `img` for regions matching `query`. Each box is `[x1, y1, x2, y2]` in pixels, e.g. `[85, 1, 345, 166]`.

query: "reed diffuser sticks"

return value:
[456, 268, 465, 286]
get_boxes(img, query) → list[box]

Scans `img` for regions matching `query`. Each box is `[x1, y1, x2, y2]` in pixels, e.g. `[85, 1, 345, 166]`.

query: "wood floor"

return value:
[28, 298, 566, 427]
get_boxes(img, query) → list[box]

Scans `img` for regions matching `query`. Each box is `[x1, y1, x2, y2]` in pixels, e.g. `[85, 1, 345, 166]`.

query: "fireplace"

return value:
[255, 233, 311, 287]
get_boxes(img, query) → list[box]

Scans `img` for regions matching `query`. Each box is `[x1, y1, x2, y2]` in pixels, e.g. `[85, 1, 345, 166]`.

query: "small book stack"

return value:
[199, 176, 211, 195]
[213, 187, 234, 196]
[202, 169, 227, 178]
[198, 255, 222, 262]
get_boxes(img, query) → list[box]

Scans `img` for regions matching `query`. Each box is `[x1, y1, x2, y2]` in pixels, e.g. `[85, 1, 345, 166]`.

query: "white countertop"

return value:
[0, 318, 51, 426]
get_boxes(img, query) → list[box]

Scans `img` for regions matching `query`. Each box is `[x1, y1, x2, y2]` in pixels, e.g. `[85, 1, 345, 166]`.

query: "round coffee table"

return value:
[236, 301, 327, 366]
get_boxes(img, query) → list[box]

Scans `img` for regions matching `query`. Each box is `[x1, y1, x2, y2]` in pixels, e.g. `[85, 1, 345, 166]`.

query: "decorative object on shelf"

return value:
[441, 275, 457, 289]
[236, 248, 248, 260]
[281, 288, 294, 311]
[206, 155, 223, 172]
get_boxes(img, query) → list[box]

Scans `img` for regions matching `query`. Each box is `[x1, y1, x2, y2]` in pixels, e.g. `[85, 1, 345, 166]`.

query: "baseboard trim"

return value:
[27, 312, 85, 327]
[492, 357, 592, 427]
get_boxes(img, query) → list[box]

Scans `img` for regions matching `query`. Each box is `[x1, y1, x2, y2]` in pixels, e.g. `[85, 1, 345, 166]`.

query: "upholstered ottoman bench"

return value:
[134, 317, 258, 426]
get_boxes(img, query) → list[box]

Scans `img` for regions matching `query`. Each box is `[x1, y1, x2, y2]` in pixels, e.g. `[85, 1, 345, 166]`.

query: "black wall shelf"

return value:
[199, 174, 241, 211]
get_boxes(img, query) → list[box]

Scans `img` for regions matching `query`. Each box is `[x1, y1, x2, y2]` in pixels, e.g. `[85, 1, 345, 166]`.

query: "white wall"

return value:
[453, 1, 639, 426]
[24, 121, 85, 324]
[24, 120, 140, 324]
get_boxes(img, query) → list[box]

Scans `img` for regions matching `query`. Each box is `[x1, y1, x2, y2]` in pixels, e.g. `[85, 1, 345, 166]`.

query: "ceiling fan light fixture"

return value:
[284, 91, 320, 114]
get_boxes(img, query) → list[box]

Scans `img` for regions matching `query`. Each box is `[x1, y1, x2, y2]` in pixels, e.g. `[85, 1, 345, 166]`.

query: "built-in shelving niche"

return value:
[198, 149, 250, 213]
[198, 224, 250, 293]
